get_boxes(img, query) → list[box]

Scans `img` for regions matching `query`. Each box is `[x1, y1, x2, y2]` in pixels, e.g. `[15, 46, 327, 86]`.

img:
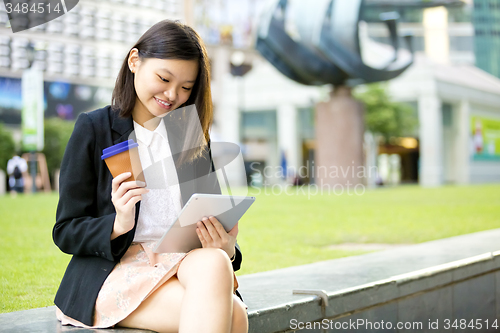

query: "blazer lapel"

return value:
[110, 111, 136, 145]
[109, 109, 216, 208]
[109, 110, 141, 213]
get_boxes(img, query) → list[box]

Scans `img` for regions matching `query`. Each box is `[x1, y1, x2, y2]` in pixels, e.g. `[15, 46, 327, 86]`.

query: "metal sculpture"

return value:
[255, 0, 414, 86]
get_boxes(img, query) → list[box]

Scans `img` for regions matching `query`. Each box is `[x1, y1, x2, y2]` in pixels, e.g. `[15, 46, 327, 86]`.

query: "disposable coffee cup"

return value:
[101, 139, 146, 185]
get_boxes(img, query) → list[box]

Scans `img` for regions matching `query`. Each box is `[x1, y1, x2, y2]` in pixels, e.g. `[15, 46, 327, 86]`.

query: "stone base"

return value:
[315, 86, 365, 187]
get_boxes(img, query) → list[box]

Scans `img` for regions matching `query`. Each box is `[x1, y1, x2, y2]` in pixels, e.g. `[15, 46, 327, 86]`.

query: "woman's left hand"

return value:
[196, 216, 238, 259]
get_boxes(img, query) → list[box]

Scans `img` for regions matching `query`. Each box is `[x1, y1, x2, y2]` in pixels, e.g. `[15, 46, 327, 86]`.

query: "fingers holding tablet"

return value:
[196, 216, 236, 259]
[153, 194, 254, 254]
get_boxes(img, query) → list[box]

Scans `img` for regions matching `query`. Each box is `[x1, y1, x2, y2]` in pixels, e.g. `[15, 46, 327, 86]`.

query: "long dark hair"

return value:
[112, 20, 213, 149]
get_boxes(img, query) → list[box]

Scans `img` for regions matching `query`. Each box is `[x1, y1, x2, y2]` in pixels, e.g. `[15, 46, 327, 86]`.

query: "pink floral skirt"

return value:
[56, 242, 241, 328]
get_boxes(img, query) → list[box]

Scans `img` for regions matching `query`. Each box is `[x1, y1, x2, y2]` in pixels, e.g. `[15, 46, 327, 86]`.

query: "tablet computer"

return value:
[153, 194, 255, 253]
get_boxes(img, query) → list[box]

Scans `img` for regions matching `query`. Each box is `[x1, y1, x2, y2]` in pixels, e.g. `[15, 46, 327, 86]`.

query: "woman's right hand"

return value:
[110, 172, 149, 240]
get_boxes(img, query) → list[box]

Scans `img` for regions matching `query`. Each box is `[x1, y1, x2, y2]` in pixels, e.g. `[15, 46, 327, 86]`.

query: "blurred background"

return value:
[1, 1, 500, 314]
[0, 0, 498, 193]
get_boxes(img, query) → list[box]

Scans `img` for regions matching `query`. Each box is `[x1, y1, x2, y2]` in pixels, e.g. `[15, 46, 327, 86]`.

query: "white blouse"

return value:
[132, 119, 182, 242]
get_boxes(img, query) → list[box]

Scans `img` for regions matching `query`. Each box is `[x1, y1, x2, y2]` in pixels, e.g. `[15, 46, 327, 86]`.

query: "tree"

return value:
[0, 124, 15, 172]
[355, 83, 418, 141]
[43, 118, 75, 183]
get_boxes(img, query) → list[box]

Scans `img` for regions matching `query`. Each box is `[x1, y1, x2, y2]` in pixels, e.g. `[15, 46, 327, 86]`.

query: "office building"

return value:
[472, 0, 500, 78]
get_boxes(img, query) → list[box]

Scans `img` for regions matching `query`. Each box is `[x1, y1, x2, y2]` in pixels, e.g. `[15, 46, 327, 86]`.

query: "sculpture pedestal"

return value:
[315, 86, 365, 189]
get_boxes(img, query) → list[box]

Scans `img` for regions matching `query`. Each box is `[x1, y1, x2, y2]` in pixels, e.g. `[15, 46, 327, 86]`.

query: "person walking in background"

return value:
[7, 155, 27, 196]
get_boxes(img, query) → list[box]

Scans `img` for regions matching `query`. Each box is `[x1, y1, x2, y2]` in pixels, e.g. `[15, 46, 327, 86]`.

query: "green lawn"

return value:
[1, 184, 499, 313]
[0, 193, 69, 313]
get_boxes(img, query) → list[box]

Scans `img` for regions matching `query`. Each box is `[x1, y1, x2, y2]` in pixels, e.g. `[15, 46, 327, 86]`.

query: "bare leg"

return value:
[231, 294, 249, 333]
[176, 248, 234, 333]
[117, 275, 184, 333]
[117, 248, 248, 333]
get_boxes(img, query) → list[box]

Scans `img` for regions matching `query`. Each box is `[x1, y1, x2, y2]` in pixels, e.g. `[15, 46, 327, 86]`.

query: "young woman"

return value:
[53, 20, 248, 333]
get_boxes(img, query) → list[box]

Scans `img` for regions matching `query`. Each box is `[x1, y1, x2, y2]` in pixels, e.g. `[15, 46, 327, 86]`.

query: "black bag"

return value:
[13, 166, 22, 179]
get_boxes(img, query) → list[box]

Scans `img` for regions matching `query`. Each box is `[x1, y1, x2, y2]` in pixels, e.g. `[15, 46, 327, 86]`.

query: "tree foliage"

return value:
[355, 83, 418, 141]
[43, 117, 75, 181]
[0, 124, 15, 172]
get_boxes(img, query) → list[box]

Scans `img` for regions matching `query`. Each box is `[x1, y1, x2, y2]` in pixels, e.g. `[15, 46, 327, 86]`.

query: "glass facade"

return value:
[362, 1, 470, 23]
[361, 6, 424, 23]
[473, 0, 500, 78]
[0, 1, 183, 79]
[362, 1, 473, 58]
[0, 1, 184, 124]
[240, 110, 277, 140]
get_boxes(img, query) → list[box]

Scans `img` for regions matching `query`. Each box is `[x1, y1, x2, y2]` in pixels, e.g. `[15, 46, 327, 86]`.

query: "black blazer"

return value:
[53, 106, 243, 326]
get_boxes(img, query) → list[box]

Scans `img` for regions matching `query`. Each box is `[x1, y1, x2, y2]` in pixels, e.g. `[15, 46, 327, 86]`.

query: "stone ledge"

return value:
[2, 229, 500, 333]
[238, 229, 500, 332]
[0, 306, 154, 332]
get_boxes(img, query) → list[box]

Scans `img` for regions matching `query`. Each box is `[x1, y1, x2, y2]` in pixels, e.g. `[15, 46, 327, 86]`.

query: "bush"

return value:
[43, 117, 75, 184]
[355, 83, 418, 141]
[0, 124, 15, 172]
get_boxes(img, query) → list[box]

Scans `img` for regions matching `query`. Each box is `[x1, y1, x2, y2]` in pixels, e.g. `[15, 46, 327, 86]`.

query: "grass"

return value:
[1, 184, 499, 313]
[0, 193, 70, 313]
[238, 184, 500, 274]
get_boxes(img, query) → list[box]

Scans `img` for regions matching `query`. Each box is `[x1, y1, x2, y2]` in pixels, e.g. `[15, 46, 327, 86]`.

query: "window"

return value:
[241, 111, 277, 140]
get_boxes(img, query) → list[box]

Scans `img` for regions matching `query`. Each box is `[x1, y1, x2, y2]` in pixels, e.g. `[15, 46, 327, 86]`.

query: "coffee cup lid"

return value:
[101, 139, 139, 160]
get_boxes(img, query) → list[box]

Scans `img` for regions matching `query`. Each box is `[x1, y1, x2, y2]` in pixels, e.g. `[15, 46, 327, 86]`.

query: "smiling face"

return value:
[128, 48, 199, 128]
